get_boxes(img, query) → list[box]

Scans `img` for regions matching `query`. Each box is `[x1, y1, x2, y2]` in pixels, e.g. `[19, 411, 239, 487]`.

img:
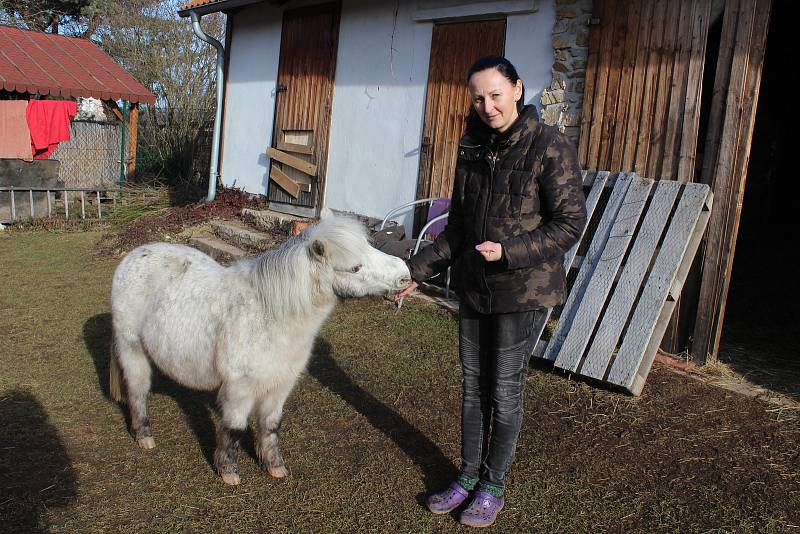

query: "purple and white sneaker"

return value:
[459, 490, 504, 528]
[426, 482, 470, 514]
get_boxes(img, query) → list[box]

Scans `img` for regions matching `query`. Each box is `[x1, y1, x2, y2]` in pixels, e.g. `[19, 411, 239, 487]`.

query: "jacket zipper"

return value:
[481, 147, 498, 309]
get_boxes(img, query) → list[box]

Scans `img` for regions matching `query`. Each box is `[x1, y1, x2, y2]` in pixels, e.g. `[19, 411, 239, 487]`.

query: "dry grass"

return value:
[1, 230, 798, 533]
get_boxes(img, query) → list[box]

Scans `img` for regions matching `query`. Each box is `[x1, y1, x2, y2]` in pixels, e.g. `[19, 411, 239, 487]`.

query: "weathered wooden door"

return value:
[268, 3, 339, 215]
[578, 0, 713, 183]
[417, 20, 506, 206]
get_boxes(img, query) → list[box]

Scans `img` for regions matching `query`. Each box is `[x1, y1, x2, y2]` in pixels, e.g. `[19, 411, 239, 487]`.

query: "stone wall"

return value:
[540, 0, 594, 146]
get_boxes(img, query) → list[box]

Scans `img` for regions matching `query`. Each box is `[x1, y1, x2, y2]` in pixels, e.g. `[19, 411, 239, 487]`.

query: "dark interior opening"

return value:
[718, 0, 799, 400]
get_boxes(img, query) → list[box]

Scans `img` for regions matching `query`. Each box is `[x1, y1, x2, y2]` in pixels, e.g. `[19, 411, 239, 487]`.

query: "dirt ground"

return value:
[0, 230, 798, 533]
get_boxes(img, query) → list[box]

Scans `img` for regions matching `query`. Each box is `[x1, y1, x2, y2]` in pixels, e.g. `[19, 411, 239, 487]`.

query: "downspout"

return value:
[191, 10, 224, 202]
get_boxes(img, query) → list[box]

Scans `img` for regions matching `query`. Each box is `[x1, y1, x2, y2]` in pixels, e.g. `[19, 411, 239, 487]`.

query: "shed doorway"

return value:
[716, 0, 799, 401]
[268, 3, 340, 217]
[415, 18, 505, 230]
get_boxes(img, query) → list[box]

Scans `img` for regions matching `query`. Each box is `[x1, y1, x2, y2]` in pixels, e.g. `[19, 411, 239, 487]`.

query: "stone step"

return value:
[211, 219, 277, 251]
[241, 208, 308, 234]
[188, 235, 247, 262]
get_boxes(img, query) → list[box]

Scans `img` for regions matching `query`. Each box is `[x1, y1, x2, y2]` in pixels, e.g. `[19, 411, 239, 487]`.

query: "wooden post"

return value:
[691, 0, 772, 364]
[127, 103, 139, 177]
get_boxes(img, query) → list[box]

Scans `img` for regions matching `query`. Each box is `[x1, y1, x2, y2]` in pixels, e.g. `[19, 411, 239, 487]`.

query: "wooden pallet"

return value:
[531, 171, 713, 395]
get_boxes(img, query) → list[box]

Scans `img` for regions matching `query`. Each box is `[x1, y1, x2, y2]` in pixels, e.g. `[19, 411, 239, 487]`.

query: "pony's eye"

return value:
[351, 264, 362, 273]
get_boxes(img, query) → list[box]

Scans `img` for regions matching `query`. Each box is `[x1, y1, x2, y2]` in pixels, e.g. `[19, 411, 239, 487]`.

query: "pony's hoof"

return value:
[222, 472, 241, 485]
[137, 437, 156, 450]
[268, 465, 288, 478]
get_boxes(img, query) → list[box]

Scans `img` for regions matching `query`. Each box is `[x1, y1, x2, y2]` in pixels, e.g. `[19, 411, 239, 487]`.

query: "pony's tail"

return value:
[109, 335, 126, 404]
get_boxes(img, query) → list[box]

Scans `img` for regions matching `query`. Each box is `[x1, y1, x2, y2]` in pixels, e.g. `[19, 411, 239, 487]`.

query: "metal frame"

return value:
[1, 186, 117, 223]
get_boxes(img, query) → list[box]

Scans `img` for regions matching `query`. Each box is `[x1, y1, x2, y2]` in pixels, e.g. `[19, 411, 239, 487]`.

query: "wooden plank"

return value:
[267, 147, 317, 176]
[586, 0, 616, 170]
[698, 0, 739, 188]
[277, 141, 314, 155]
[597, 0, 628, 170]
[608, 183, 712, 392]
[692, 0, 758, 362]
[608, 0, 641, 170]
[530, 170, 613, 355]
[629, 188, 712, 394]
[554, 175, 654, 372]
[695, 0, 771, 362]
[269, 165, 302, 198]
[676, 0, 713, 183]
[660, 0, 694, 181]
[633, 0, 667, 175]
[543, 173, 634, 361]
[577, 0, 603, 167]
[621, 0, 654, 170]
[646, 0, 682, 179]
[581, 180, 682, 380]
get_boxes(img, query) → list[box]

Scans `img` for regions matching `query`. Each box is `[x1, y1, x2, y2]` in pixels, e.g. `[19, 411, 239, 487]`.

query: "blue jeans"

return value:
[458, 304, 541, 490]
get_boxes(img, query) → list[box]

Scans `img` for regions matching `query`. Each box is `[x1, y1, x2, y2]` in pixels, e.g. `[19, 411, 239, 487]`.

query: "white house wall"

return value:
[219, 0, 556, 228]
[220, 5, 282, 194]
[324, 0, 432, 226]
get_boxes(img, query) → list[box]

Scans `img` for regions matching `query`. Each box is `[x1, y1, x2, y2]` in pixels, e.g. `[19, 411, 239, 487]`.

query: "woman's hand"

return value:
[475, 241, 503, 262]
[394, 280, 418, 301]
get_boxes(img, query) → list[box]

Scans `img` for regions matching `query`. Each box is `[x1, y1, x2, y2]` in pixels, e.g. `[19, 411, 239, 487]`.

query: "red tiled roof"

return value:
[179, 0, 225, 10]
[0, 25, 156, 104]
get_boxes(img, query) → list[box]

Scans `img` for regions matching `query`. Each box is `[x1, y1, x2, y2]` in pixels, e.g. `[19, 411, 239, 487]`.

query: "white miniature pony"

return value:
[109, 213, 410, 485]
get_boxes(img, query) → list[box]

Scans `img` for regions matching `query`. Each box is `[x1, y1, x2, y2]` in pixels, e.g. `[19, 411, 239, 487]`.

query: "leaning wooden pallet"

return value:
[532, 172, 712, 396]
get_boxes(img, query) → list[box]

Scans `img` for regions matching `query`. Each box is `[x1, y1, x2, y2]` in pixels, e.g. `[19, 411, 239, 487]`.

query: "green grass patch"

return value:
[1, 231, 798, 533]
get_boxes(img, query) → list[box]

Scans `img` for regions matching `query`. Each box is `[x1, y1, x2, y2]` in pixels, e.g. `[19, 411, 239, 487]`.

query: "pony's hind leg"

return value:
[256, 385, 292, 478]
[215, 381, 256, 485]
[115, 337, 155, 450]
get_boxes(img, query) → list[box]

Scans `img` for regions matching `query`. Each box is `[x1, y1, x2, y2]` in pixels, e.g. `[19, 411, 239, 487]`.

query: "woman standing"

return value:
[395, 56, 586, 528]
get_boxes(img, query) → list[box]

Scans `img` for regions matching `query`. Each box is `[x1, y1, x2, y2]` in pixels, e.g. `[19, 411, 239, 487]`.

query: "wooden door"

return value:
[578, 0, 713, 183]
[417, 20, 506, 207]
[268, 3, 339, 214]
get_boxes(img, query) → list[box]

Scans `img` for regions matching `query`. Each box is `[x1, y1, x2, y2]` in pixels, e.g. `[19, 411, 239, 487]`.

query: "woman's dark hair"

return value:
[467, 55, 525, 112]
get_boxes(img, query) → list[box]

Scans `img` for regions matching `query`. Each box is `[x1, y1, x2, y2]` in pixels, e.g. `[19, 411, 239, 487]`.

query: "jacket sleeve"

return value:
[500, 132, 587, 270]
[406, 171, 467, 283]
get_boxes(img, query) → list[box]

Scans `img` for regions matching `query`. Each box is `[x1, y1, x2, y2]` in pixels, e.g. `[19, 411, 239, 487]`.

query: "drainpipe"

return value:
[191, 10, 225, 202]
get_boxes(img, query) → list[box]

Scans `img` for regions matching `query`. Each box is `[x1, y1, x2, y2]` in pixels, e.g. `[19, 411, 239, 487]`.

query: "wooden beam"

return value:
[266, 147, 317, 176]
[277, 141, 313, 155]
[127, 103, 139, 177]
[691, 0, 771, 364]
[269, 165, 302, 198]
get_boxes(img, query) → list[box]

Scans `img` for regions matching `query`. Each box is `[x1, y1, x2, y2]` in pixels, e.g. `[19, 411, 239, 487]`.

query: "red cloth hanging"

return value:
[26, 100, 78, 159]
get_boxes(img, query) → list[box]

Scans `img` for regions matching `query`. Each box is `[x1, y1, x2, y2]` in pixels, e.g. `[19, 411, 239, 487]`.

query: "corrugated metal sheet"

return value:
[0, 26, 155, 104]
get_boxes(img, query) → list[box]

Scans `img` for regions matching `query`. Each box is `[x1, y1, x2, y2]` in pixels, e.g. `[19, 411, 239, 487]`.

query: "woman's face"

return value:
[468, 68, 522, 133]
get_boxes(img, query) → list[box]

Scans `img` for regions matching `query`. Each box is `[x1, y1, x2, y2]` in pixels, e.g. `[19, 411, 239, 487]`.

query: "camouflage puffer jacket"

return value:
[407, 105, 587, 314]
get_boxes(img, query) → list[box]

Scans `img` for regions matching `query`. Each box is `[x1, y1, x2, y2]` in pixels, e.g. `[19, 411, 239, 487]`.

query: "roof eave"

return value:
[177, 0, 269, 17]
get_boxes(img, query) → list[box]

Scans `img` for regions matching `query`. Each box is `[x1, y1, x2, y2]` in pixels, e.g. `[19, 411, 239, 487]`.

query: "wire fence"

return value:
[49, 120, 125, 188]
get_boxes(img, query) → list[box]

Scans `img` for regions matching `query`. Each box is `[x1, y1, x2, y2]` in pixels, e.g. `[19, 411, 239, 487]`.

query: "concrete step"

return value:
[211, 219, 277, 251]
[188, 235, 247, 262]
[242, 208, 308, 234]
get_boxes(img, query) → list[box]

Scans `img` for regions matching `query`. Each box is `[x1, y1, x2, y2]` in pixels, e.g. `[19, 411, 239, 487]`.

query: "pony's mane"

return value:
[248, 215, 368, 318]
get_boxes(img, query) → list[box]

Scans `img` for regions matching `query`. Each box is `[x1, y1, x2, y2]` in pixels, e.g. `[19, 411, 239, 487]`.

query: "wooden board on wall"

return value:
[579, 0, 712, 184]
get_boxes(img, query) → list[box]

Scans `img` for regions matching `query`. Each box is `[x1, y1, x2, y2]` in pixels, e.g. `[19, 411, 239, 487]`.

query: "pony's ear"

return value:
[309, 239, 327, 261]
[319, 207, 334, 220]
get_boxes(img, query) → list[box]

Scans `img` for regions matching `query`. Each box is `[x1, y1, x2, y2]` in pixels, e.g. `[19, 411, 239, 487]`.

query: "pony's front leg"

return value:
[214, 381, 256, 486]
[256, 387, 292, 478]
